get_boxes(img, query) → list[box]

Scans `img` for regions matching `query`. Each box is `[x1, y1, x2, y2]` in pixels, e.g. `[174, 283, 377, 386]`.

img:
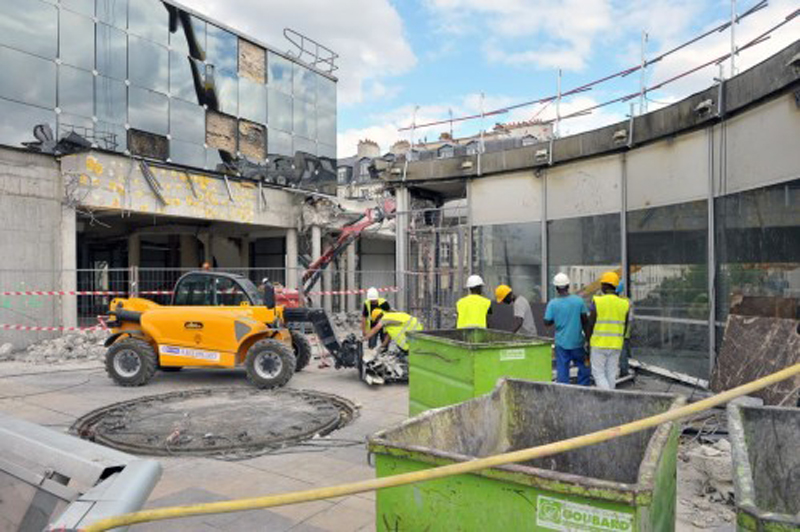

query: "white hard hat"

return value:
[366, 287, 380, 300]
[553, 273, 570, 287]
[466, 275, 485, 288]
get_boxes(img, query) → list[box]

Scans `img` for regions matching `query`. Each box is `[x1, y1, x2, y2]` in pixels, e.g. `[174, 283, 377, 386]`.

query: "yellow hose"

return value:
[83, 363, 800, 532]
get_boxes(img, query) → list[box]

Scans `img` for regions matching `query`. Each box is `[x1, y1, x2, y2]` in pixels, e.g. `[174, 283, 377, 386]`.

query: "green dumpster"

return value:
[727, 404, 800, 531]
[408, 328, 551, 416]
[369, 379, 684, 532]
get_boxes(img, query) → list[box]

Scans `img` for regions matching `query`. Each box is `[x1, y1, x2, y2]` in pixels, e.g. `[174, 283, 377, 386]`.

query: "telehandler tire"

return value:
[290, 330, 312, 372]
[245, 339, 296, 389]
[105, 337, 158, 387]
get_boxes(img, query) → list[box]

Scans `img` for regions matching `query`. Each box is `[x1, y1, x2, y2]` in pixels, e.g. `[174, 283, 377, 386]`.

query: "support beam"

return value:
[347, 242, 357, 312]
[60, 207, 77, 328]
[179, 234, 199, 269]
[239, 237, 250, 268]
[311, 225, 322, 308]
[286, 228, 298, 290]
[395, 187, 410, 311]
[128, 233, 141, 268]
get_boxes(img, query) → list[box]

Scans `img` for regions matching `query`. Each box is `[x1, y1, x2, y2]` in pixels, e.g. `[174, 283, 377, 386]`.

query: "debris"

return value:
[1, 329, 108, 365]
[677, 437, 737, 528]
[0, 343, 13, 358]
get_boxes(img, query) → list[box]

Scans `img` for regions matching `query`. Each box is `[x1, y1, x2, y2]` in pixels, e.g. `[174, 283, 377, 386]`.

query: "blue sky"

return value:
[182, 0, 798, 156]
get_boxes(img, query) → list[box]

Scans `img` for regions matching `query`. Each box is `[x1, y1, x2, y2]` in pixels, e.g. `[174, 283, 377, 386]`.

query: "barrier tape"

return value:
[0, 324, 103, 332]
[307, 287, 399, 296]
[1, 287, 399, 297]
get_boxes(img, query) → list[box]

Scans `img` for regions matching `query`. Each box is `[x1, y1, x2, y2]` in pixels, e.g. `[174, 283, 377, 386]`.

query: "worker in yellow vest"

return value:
[587, 271, 630, 390]
[365, 308, 423, 353]
[456, 275, 492, 328]
[361, 287, 391, 349]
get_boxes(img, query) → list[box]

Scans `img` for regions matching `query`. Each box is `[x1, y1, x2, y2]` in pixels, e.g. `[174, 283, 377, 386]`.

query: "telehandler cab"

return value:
[103, 271, 362, 389]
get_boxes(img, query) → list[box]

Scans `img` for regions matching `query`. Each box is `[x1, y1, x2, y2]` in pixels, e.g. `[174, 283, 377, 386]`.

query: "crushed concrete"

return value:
[677, 437, 737, 529]
[0, 329, 109, 365]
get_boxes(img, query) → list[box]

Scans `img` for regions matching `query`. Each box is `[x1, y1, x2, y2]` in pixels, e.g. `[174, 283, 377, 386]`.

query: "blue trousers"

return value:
[555, 346, 591, 386]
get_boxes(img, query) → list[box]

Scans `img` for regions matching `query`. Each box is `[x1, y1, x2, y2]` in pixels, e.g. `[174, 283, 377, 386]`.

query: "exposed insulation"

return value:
[206, 111, 237, 153]
[128, 129, 168, 160]
[239, 39, 266, 84]
[238, 120, 266, 161]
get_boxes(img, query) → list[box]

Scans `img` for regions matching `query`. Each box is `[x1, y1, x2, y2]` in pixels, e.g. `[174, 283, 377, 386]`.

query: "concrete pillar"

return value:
[395, 187, 410, 311]
[240, 237, 250, 269]
[311, 225, 322, 308]
[128, 233, 141, 268]
[60, 206, 77, 328]
[286, 228, 298, 289]
[323, 259, 333, 313]
[347, 242, 357, 312]
[179, 234, 200, 268]
[198, 232, 213, 265]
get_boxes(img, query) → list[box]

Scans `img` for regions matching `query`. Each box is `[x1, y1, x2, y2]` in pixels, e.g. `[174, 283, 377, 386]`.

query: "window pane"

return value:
[294, 136, 315, 155]
[0, 0, 58, 59]
[95, 120, 126, 151]
[293, 63, 315, 102]
[207, 66, 238, 116]
[96, 23, 127, 80]
[169, 98, 205, 144]
[269, 129, 292, 156]
[0, 97, 56, 147]
[473, 222, 543, 303]
[238, 77, 266, 123]
[58, 65, 93, 118]
[268, 52, 292, 93]
[170, 140, 205, 168]
[170, 51, 203, 104]
[170, 13, 205, 56]
[0, 47, 56, 108]
[129, 87, 168, 135]
[58, 112, 93, 141]
[128, 0, 168, 45]
[129, 35, 168, 93]
[59, 9, 94, 70]
[318, 143, 336, 159]
[61, 0, 93, 16]
[268, 89, 292, 132]
[95, 75, 126, 124]
[97, 0, 128, 29]
[631, 320, 709, 379]
[317, 108, 336, 146]
[293, 99, 315, 139]
[206, 24, 237, 73]
[317, 75, 336, 111]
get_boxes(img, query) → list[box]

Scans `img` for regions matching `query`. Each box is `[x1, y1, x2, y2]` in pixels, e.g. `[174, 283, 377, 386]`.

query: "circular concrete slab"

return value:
[72, 387, 358, 457]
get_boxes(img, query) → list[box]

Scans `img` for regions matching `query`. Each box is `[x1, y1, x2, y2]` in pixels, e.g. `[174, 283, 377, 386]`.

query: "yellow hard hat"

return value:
[600, 271, 620, 287]
[495, 284, 512, 303]
[371, 308, 385, 322]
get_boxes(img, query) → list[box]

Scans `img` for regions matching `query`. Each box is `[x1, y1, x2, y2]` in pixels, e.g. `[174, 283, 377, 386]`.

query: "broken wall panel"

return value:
[238, 119, 266, 161]
[206, 111, 237, 154]
[128, 129, 168, 160]
[238, 39, 266, 84]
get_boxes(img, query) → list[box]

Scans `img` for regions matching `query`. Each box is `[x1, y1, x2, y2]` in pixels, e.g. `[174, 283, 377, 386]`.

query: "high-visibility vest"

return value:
[590, 294, 630, 350]
[456, 294, 491, 329]
[382, 312, 423, 351]
[364, 298, 387, 327]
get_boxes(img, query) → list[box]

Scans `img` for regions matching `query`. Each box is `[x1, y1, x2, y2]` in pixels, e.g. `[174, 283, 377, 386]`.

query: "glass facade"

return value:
[0, 0, 337, 191]
[473, 222, 543, 303]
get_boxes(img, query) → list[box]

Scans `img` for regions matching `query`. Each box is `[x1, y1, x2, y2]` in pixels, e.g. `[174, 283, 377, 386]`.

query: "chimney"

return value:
[389, 140, 410, 155]
[357, 139, 380, 158]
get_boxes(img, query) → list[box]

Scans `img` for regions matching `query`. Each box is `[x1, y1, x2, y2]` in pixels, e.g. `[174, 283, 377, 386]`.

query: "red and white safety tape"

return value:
[1, 324, 104, 332]
[306, 287, 399, 296]
[1, 287, 398, 297]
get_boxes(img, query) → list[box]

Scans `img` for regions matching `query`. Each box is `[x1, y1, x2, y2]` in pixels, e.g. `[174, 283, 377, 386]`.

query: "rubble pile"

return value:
[330, 311, 362, 338]
[0, 329, 109, 365]
[677, 438, 736, 528]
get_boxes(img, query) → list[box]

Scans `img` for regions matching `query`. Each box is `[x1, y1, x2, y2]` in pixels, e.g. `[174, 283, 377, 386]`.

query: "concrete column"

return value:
[240, 237, 251, 269]
[286, 228, 298, 289]
[346, 242, 357, 312]
[60, 206, 77, 328]
[311, 225, 322, 307]
[179, 234, 199, 268]
[128, 233, 141, 268]
[395, 187, 410, 311]
[198, 232, 213, 265]
[323, 258, 333, 313]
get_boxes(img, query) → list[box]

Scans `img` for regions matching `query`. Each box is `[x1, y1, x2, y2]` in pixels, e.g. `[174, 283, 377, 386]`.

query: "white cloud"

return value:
[176, 0, 416, 106]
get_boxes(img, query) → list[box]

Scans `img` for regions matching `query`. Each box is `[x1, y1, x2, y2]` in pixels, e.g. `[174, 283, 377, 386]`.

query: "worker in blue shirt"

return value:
[544, 273, 591, 386]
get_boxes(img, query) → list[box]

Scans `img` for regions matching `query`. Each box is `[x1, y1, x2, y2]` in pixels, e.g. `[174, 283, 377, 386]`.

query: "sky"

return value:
[178, 0, 799, 157]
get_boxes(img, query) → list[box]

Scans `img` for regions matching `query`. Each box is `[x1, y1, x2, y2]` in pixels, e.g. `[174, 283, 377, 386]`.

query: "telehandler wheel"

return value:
[105, 338, 157, 387]
[245, 339, 296, 389]
[290, 330, 312, 372]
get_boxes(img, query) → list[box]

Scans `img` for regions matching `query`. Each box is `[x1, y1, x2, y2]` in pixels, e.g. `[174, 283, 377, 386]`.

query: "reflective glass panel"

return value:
[293, 64, 315, 102]
[0, 47, 56, 108]
[631, 320, 709, 379]
[716, 179, 800, 321]
[547, 213, 621, 299]
[95, 75, 126, 124]
[268, 89, 292, 132]
[206, 25, 237, 73]
[129, 35, 168, 93]
[59, 9, 94, 70]
[170, 50, 203, 104]
[170, 13, 205, 57]
[294, 136, 315, 155]
[239, 77, 266, 124]
[473, 222, 543, 303]
[61, 0, 93, 16]
[128, 87, 168, 135]
[293, 99, 316, 139]
[207, 66, 238, 116]
[58, 112, 93, 141]
[268, 52, 292, 93]
[269, 129, 292, 156]
[170, 140, 206, 168]
[317, 75, 336, 111]
[58, 65, 93, 118]
[318, 143, 336, 159]
[96, 23, 127, 81]
[317, 107, 336, 146]
[169, 98, 205, 144]
[95, 120, 126, 151]
[128, 0, 168, 45]
[0, 0, 58, 59]
[206, 147, 225, 171]
[0, 97, 56, 147]
[97, 0, 128, 29]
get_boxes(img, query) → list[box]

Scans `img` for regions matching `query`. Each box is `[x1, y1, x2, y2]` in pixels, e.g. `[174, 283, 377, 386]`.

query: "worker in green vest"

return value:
[362, 287, 391, 348]
[456, 275, 492, 328]
[587, 271, 631, 390]
[365, 308, 423, 353]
